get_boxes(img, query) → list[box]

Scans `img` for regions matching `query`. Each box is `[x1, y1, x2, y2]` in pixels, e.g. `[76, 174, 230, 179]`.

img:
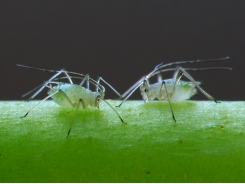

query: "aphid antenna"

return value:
[116, 79, 144, 107]
[17, 64, 122, 98]
[155, 56, 230, 72]
[53, 76, 123, 99]
[21, 83, 45, 99]
[22, 69, 66, 100]
[17, 64, 102, 97]
[121, 76, 145, 98]
[151, 66, 232, 78]
[17, 64, 87, 81]
[16, 64, 78, 77]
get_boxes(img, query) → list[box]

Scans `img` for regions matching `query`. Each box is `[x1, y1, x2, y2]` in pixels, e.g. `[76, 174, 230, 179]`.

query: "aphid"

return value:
[17, 64, 126, 138]
[117, 56, 231, 121]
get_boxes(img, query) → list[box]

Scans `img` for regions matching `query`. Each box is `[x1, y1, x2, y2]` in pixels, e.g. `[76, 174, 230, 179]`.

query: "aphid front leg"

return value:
[160, 81, 176, 122]
[96, 77, 123, 98]
[173, 66, 219, 103]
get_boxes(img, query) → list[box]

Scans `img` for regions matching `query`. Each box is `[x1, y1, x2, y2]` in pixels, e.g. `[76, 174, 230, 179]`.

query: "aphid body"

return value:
[140, 79, 200, 102]
[49, 83, 104, 108]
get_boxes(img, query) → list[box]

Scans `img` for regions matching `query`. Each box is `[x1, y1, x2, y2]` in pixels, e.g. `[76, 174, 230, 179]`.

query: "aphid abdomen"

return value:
[170, 80, 198, 101]
[48, 83, 98, 108]
[147, 79, 200, 101]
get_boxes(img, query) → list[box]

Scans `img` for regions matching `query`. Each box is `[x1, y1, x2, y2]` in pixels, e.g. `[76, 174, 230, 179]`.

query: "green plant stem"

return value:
[0, 100, 245, 182]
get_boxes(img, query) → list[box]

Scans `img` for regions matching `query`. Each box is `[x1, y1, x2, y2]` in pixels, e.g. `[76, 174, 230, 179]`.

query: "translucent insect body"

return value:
[48, 83, 104, 108]
[17, 64, 126, 138]
[117, 57, 232, 121]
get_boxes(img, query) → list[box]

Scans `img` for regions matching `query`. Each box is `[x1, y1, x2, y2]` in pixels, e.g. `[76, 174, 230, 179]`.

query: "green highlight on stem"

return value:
[0, 100, 245, 182]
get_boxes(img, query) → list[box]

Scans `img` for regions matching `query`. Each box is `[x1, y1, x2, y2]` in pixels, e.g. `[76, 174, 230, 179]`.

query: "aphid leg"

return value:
[63, 71, 73, 84]
[160, 81, 176, 122]
[96, 77, 100, 93]
[22, 83, 84, 118]
[79, 74, 90, 89]
[23, 69, 65, 100]
[96, 77, 122, 98]
[21, 90, 59, 118]
[21, 83, 47, 99]
[168, 71, 184, 98]
[66, 99, 85, 138]
[49, 85, 86, 138]
[174, 66, 219, 103]
[86, 75, 90, 89]
[116, 76, 145, 107]
[157, 73, 162, 83]
[121, 76, 145, 99]
[22, 69, 75, 100]
[157, 71, 185, 122]
[102, 99, 127, 124]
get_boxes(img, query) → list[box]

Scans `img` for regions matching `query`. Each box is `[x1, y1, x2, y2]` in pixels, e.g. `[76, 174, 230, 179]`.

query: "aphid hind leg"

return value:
[23, 69, 74, 100]
[174, 66, 219, 103]
[23, 69, 64, 100]
[21, 88, 60, 118]
[22, 83, 85, 118]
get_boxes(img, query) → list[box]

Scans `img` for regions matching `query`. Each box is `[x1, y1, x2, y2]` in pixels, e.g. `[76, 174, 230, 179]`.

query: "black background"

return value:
[1, 0, 244, 100]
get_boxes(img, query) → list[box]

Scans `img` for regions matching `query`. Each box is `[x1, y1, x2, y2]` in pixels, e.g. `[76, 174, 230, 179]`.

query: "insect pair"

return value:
[17, 56, 231, 137]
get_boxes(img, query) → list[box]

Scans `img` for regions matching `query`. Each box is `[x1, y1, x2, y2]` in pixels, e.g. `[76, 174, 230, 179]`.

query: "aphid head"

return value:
[95, 93, 104, 108]
[140, 80, 149, 101]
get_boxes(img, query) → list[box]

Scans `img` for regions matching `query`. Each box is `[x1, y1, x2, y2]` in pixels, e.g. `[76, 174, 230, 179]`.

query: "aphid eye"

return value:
[144, 89, 148, 92]
[97, 98, 101, 101]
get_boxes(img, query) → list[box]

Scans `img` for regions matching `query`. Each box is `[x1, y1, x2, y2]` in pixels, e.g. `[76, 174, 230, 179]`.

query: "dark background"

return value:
[1, 0, 244, 101]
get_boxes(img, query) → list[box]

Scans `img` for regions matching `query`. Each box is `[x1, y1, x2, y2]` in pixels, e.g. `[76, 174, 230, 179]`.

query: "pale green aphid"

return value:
[48, 83, 103, 108]
[117, 57, 231, 121]
[140, 78, 200, 102]
[17, 65, 126, 138]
